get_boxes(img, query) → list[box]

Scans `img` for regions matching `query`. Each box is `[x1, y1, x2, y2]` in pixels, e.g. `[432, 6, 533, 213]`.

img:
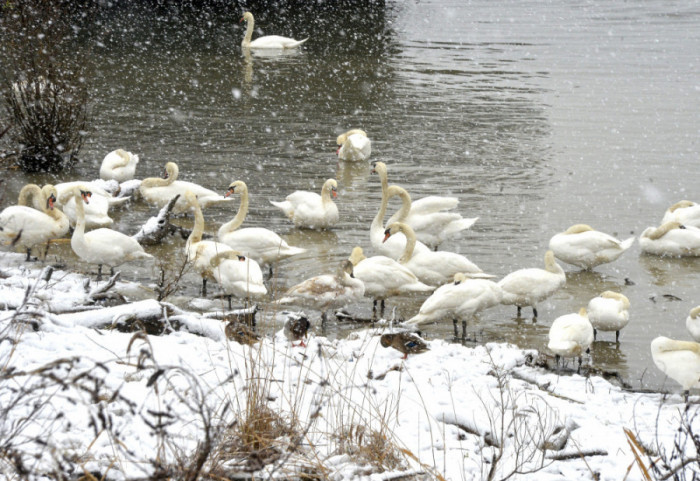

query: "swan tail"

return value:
[107, 196, 131, 206]
[620, 237, 635, 251]
[467, 272, 497, 279]
[403, 282, 435, 294]
[443, 217, 479, 236]
[270, 200, 293, 216]
[287, 37, 309, 48]
[405, 313, 430, 326]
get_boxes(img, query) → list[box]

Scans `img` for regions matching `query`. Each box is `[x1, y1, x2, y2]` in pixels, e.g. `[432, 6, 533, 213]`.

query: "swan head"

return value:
[323, 178, 338, 198]
[386, 184, 409, 201]
[348, 246, 366, 266]
[453, 273, 468, 285]
[690, 306, 700, 320]
[340, 259, 355, 278]
[599, 291, 630, 309]
[225, 180, 247, 198]
[241, 11, 253, 23]
[668, 200, 695, 212]
[163, 162, 178, 180]
[370, 161, 387, 177]
[563, 224, 594, 234]
[41, 185, 58, 210]
[578, 307, 588, 318]
[184, 190, 198, 207]
[383, 222, 411, 243]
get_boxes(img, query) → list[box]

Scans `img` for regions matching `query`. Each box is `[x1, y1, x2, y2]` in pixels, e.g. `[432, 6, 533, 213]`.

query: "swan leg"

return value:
[462, 320, 467, 341]
[227, 295, 232, 310]
[201, 278, 207, 297]
[593, 328, 598, 341]
[532, 307, 538, 319]
[684, 390, 690, 405]
[554, 354, 560, 372]
[372, 299, 378, 319]
[615, 330, 620, 343]
[453, 319, 459, 338]
[25, 248, 33, 262]
[516, 306, 521, 318]
[380, 300, 385, 318]
[97, 264, 103, 282]
[577, 356, 583, 373]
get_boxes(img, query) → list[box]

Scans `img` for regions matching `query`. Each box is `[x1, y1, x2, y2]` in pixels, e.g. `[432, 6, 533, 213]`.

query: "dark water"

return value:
[2, 1, 699, 391]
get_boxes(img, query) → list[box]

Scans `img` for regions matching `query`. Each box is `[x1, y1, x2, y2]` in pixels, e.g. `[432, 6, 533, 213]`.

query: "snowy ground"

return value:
[0, 251, 697, 481]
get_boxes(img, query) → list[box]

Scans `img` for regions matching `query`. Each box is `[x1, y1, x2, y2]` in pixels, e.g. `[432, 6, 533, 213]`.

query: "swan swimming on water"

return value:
[240, 12, 308, 49]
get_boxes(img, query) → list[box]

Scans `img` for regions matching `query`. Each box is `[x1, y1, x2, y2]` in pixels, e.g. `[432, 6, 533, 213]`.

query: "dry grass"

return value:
[334, 423, 403, 472]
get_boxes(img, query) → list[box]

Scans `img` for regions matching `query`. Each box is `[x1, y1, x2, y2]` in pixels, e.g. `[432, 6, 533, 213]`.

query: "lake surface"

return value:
[2, 0, 699, 391]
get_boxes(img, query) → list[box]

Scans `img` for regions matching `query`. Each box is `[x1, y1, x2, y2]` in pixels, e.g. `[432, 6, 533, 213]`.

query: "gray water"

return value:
[2, 1, 699, 391]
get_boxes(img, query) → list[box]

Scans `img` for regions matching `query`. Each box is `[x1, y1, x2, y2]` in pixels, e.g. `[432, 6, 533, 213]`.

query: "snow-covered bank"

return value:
[0, 252, 697, 480]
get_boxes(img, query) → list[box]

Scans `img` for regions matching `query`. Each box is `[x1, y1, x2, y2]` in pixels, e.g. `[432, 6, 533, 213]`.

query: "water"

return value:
[2, 1, 699, 391]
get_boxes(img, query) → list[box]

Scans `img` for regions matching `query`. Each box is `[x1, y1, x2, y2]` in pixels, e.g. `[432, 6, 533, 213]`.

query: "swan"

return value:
[380, 332, 430, 359]
[54, 181, 124, 228]
[140, 162, 232, 215]
[0, 184, 69, 260]
[650, 336, 700, 401]
[336, 129, 371, 161]
[662, 200, 700, 228]
[587, 291, 630, 342]
[372, 161, 477, 250]
[686, 306, 700, 342]
[348, 246, 434, 319]
[100, 149, 139, 182]
[209, 250, 267, 308]
[62, 186, 152, 280]
[275, 260, 365, 324]
[406, 272, 503, 340]
[497, 250, 566, 319]
[270, 178, 339, 229]
[639, 222, 700, 257]
[184, 191, 234, 296]
[548, 224, 635, 270]
[240, 12, 308, 49]
[548, 308, 594, 371]
[383, 222, 493, 287]
[283, 312, 311, 347]
[218, 180, 305, 271]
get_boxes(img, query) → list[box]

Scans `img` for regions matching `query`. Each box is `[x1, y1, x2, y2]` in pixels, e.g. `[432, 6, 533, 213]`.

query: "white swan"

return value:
[336, 129, 371, 161]
[370, 182, 430, 260]
[548, 308, 594, 370]
[184, 191, 234, 296]
[55, 180, 124, 228]
[240, 11, 308, 49]
[383, 222, 494, 287]
[63, 186, 152, 280]
[209, 250, 267, 308]
[498, 250, 566, 319]
[275, 259, 364, 323]
[548, 224, 635, 270]
[348, 246, 433, 318]
[406, 272, 503, 339]
[372, 162, 477, 250]
[662, 200, 700, 228]
[651, 336, 700, 399]
[639, 222, 700, 257]
[140, 162, 232, 215]
[686, 306, 700, 342]
[587, 291, 630, 342]
[100, 149, 139, 182]
[218, 180, 305, 271]
[0, 184, 69, 260]
[270, 178, 339, 229]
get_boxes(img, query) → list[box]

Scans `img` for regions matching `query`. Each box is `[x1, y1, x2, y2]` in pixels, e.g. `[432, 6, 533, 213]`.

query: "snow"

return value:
[0, 251, 697, 480]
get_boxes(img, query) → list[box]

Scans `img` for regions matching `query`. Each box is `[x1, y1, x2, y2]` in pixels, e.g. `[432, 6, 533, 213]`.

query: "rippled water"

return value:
[2, 1, 699, 391]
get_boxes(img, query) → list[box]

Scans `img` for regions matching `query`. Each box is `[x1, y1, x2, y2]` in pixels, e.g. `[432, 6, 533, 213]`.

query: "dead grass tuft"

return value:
[335, 423, 403, 473]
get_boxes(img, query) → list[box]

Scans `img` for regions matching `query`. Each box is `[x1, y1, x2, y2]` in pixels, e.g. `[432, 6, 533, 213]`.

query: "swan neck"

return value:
[243, 17, 254, 45]
[372, 184, 389, 231]
[17, 184, 42, 210]
[73, 191, 86, 238]
[545, 253, 564, 275]
[398, 225, 416, 264]
[393, 190, 411, 222]
[188, 199, 205, 244]
[221, 187, 248, 234]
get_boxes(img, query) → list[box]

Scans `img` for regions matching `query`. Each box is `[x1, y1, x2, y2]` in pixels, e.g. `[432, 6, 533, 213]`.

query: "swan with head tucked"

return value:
[651, 336, 700, 401]
[218, 181, 305, 271]
[62, 186, 152, 280]
[498, 250, 566, 319]
[348, 246, 434, 318]
[336, 129, 371, 162]
[240, 11, 308, 49]
[184, 191, 234, 296]
[662, 200, 700, 228]
[406, 272, 503, 340]
[100, 149, 139, 182]
[639, 222, 700, 257]
[140, 162, 232, 215]
[587, 291, 630, 342]
[372, 161, 477, 250]
[548, 224, 635, 270]
[383, 222, 493, 287]
[0, 184, 69, 260]
[275, 259, 364, 324]
[686, 306, 700, 342]
[208, 250, 267, 308]
[548, 308, 594, 371]
[270, 178, 339, 229]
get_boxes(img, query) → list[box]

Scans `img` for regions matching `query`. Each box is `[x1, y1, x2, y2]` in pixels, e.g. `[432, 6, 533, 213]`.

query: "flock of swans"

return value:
[1, 120, 700, 395]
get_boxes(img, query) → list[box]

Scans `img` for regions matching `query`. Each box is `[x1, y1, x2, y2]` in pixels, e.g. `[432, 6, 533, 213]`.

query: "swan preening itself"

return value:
[0, 184, 69, 260]
[548, 308, 594, 371]
[336, 129, 371, 162]
[275, 259, 364, 324]
[406, 272, 502, 340]
[497, 250, 566, 319]
[240, 12, 308, 49]
[218, 180, 305, 271]
[209, 250, 267, 308]
[662, 200, 700, 228]
[62, 187, 152, 280]
[548, 224, 635, 270]
[55, 181, 128, 228]
[270, 178, 339, 229]
[639, 221, 700, 257]
[140, 162, 232, 215]
[651, 336, 700, 400]
[687, 306, 700, 342]
[100, 149, 139, 182]
[371, 161, 477, 250]
[587, 291, 630, 342]
[348, 246, 433, 318]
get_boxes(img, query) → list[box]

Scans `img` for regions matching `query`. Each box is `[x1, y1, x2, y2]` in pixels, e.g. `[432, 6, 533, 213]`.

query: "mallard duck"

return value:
[283, 313, 311, 347]
[225, 321, 260, 345]
[587, 291, 630, 342]
[380, 332, 429, 359]
[548, 224, 634, 270]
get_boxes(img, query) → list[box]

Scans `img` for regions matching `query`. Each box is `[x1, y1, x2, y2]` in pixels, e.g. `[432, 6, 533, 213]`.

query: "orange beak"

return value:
[382, 232, 391, 243]
[332, 189, 338, 199]
[225, 187, 234, 198]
